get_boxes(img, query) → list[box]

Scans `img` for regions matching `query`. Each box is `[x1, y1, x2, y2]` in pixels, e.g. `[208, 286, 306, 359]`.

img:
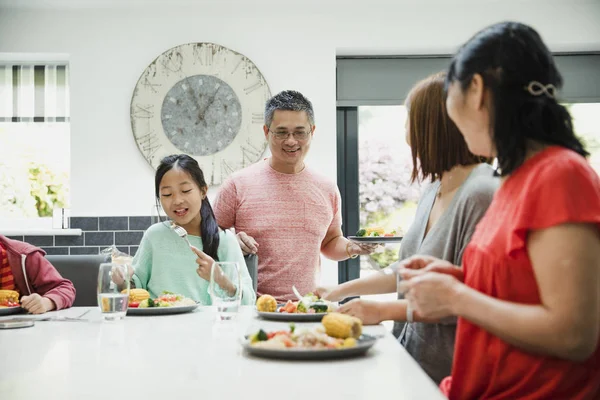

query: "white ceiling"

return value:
[2, 0, 596, 8]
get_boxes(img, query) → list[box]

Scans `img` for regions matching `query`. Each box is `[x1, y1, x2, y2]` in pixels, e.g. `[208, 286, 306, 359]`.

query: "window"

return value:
[0, 59, 70, 228]
[570, 103, 600, 173]
[337, 54, 600, 297]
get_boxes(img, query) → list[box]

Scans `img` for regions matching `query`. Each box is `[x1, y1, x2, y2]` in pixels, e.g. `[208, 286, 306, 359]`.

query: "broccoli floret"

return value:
[372, 232, 380, 237]
[147, 298, 156, 308]
[356, 229, 366, 237]
[257, 329, 268, 341]
[310, 303, 328, 313]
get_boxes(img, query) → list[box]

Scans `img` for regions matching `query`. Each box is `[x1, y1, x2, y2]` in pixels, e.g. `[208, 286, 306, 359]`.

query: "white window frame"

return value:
[0, 53, 72, 235]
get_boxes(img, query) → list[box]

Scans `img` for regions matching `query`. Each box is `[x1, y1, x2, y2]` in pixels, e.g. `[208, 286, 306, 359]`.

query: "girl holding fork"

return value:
[129, 154, 256, 305]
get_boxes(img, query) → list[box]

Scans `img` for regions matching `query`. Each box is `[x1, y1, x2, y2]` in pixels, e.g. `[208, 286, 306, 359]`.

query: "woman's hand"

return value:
[399, 257, 464, 282]
[337, 299, 383, 325]
[20, 294, 55, 314]
[399, 272, 463, 320]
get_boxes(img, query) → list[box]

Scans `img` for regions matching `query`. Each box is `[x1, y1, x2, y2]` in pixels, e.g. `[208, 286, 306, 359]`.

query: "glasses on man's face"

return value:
[269, 129, 311, 141]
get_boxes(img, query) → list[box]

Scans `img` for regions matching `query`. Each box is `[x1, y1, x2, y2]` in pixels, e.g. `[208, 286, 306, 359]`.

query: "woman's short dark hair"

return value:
[446, 21, 588, 175]
[407, 71, 484, 183]
[155, 154, 220, 260]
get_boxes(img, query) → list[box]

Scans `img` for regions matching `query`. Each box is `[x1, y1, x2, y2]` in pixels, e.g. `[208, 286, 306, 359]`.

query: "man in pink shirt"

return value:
[214, 90, 374, 301]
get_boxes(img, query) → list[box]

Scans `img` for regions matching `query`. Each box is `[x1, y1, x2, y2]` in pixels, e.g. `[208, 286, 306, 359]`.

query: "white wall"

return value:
[1, 0, 598, 216]
[1, 0, 598, 285]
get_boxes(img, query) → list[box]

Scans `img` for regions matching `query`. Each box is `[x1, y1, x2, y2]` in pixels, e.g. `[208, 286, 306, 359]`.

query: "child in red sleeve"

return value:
[398, 22, 600, 400]
[0, 235, 75, 313]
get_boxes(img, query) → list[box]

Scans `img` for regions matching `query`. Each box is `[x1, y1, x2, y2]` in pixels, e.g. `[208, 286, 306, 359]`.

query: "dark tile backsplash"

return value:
[115, 231, 144, 246]
[42, 247, 69, 255]
[129, 216, 152, 231]
[27, 216, 155, 257]
[70, 217, 98, 231]
[70, 246, 101, 255]
[85, 231, 114, 246]
[55, 235, 84, 247]
[99, 217, 129, 231]
[25, 235, 54, 247]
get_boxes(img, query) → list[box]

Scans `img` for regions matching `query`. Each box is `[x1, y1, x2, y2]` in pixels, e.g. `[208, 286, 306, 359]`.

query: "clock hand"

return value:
[198, 86, 220, 121]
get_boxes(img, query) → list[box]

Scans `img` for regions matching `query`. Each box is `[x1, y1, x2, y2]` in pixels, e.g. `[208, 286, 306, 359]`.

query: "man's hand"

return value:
[236, 231, 259, 255]
[20, 294, 55, 314]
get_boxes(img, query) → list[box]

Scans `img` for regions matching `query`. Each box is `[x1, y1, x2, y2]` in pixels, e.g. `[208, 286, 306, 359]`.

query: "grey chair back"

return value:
[243, 254, 258, 292]
[46, 254, 108, 307]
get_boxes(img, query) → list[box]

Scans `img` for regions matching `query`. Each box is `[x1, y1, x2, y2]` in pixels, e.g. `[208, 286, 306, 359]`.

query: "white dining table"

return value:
[0, 306, 445, 400]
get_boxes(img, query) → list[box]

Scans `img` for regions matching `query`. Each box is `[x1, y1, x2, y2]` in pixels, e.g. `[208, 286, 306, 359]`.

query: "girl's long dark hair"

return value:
[446, 21, 588, 176]
[155, 154, 220, 260]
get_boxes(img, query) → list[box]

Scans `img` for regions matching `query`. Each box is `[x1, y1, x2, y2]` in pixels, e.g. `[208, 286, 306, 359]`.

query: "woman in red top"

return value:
[397, 22, 600, 399]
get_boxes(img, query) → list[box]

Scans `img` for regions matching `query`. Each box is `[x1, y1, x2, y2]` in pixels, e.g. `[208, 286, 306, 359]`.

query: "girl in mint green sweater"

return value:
[131, 154, 255, 305]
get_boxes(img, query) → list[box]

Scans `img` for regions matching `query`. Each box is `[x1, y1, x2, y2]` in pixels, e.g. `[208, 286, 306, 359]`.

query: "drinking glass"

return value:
[97, 263, 130, 321]
[209, 261, 242, 321]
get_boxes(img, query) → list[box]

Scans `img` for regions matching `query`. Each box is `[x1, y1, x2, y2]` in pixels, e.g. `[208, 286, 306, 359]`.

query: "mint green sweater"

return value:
[131, 222, 256, 305]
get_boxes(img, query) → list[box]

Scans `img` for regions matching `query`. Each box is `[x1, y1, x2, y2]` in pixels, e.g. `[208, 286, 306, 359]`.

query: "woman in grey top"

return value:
[316, 72, 498, 384]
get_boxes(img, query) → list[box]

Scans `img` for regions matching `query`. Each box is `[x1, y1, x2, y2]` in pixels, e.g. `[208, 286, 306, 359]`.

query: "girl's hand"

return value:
[191, 246, 215, 281]
[399, 272, 463, 319]
[337, 299, 383, 325]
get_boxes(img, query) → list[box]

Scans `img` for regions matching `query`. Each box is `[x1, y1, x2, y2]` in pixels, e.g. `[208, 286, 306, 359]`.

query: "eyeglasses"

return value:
[269, 129, 311, 141]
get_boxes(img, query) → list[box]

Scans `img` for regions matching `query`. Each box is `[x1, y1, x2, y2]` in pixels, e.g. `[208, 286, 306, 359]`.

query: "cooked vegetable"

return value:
[257, 329, 268, 341]
[296, 302, 308, 313]
[289, 323, 296, 333]
[310, 303, 329, 313]
[356, 229, 366, 237]
[256, 294, 277, 312]
[322, 312, 363, 339]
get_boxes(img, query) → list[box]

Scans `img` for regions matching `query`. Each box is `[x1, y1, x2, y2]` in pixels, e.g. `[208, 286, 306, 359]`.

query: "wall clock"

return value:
[130, 42, 271, 185]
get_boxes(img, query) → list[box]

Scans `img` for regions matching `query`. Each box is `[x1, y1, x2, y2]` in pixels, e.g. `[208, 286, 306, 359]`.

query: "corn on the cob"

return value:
[123, 288, 150, 304]
[256, 294, 277, 312]
[0, 290, 19, 303]
[322, 312, 362, 339]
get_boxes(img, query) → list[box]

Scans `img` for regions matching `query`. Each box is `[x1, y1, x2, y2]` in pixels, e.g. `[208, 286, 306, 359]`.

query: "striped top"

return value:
[131, 222, 256, 305]
[0, 242, 17, 292]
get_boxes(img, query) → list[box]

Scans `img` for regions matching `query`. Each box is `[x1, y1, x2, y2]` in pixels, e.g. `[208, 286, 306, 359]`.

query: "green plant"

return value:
[28, 163, 68, 217]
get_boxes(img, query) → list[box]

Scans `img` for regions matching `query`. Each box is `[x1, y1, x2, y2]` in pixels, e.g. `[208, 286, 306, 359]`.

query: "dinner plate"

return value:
[256, 309, 328, 322]
[241, 334, 377, 360]
[0, 306, 25, 316]
[348, 236, 403, 243]
[126, 303, 199, 316]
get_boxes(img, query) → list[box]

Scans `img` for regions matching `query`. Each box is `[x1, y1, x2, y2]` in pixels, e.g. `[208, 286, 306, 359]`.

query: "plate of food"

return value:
[0, 290, 25, 316]
[255, 293, 333, 322]
[348, 227, 403, 243]
[242, 312, 376, 360]
[126, 289, 199, 316]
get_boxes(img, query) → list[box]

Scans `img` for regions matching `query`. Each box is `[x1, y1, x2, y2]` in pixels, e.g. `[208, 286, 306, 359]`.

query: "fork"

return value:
[170, 222, 195, 252]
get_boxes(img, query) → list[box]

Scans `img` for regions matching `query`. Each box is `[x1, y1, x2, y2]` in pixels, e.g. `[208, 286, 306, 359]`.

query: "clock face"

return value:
[130, 43, 271, 185]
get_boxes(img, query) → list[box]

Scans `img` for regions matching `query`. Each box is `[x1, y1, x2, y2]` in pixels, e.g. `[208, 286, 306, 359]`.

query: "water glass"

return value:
[97, 263, 130, 321]
[209, 261, 242, 321]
